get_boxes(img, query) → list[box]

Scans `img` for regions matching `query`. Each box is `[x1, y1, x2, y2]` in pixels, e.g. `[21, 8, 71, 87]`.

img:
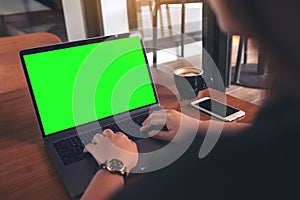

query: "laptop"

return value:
[20, 32, 165, 197]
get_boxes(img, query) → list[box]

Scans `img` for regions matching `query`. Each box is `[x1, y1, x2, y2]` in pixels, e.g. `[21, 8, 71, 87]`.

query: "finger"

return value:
[115, 131, 126, 137]
[140, 124, 150, 132]
[140, 123, 164, 132]
[142, 116, 151, 126]
[115, 131, 127, 139]
[83, 143, 95, 153]
[83, 143, 105, 165]
[140, 117, 166, 132]
[103, 129, 114, 139]
[142, 110, 167, 126]
[140, 116, 152, 132]
[148, 130, 174, 141]
[141, 113, 167, 131]
[83, 147, 88, 153]
[150, 110, 167, 119]
[92, 133, 103, 144]
[129, 139, 135, 144]
[103, 128, 114, 135]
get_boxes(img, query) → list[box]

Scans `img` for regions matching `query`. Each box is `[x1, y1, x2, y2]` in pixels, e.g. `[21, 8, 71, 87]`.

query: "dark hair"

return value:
[228, 0, 300, 100]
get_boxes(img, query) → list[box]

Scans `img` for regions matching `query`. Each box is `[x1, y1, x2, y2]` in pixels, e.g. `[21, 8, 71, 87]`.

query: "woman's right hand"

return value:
[140, 109, 200, 142]
[84, 129, 138, 172]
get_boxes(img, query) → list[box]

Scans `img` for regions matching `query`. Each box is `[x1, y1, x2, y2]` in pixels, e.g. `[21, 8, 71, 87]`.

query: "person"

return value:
[81, 0, 300, 199]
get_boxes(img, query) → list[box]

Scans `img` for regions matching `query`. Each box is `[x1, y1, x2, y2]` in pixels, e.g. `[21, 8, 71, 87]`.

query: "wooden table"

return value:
[0, 33, 259, 199]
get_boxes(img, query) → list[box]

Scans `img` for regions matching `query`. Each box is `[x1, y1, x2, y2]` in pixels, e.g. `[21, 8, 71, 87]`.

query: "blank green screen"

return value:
[24, 36, 156, 135]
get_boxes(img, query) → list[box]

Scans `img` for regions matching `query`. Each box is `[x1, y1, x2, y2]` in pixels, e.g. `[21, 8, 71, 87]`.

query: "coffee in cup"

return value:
[173, 67, 207, 100]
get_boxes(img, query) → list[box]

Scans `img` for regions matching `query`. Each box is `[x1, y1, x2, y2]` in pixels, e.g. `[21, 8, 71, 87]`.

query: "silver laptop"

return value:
[20, 32, 165, 197]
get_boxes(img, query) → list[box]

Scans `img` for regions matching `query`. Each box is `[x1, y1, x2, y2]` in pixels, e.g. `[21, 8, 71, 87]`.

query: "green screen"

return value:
[24, 36, 157, 135]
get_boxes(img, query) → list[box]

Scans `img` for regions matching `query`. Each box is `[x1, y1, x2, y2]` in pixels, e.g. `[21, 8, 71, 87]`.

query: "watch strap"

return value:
[96, 163, 127, 186]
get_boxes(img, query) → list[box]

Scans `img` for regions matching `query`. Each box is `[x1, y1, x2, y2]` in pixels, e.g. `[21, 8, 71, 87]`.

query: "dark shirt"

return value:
[114, 95, 300, 199]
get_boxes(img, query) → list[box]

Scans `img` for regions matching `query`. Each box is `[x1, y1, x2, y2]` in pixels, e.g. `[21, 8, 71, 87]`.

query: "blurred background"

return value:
[0, 0, 264, 105]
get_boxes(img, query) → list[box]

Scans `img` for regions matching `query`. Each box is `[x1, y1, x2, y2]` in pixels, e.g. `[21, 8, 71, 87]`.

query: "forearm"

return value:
[81, 170, 124, 200]
[198, 120, 251, 134]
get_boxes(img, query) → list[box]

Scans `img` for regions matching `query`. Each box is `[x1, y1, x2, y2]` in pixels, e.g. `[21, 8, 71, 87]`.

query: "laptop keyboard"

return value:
[53, 113, 166, 166]
[53, 135, 92, 165]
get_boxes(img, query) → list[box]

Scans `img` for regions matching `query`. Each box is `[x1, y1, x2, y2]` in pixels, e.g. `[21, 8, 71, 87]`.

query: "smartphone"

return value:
[190, 97, 245, 121]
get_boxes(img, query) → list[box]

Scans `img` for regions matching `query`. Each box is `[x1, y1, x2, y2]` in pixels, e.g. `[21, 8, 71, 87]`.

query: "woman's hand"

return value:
[84, 129, 138, 172]
[140, 109, 200, 142]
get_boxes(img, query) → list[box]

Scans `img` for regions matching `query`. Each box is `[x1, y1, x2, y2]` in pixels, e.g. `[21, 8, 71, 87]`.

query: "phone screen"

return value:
[195, 99, 240, 117]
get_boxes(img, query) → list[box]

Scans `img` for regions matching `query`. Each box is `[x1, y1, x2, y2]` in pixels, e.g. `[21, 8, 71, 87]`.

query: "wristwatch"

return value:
[97, 159, 127, 184]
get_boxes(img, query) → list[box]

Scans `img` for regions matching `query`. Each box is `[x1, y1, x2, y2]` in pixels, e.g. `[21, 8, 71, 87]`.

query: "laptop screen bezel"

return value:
[20, 32, 160, 138]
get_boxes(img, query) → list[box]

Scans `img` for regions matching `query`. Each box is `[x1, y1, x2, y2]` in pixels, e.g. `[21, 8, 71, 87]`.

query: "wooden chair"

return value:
[152, 0, 203, 67]
[138, 0, 177, 36]
[0, 32, 61, 95]
[152, 0, 186, 67]
[129, 0, 203, 68]
[232, 36, 267, 88]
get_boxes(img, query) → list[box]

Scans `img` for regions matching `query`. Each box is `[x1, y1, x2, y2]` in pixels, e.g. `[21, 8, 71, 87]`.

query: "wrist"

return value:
[97, 166, 126, 185]
[198, 120, 209, 133]
[183, 117, 203, 134]
[96, 159, 128, 185]
[99, 169, 126, 188]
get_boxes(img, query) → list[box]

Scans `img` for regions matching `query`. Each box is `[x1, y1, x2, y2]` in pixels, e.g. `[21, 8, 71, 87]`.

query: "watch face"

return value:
[107, 159, 125, 171]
